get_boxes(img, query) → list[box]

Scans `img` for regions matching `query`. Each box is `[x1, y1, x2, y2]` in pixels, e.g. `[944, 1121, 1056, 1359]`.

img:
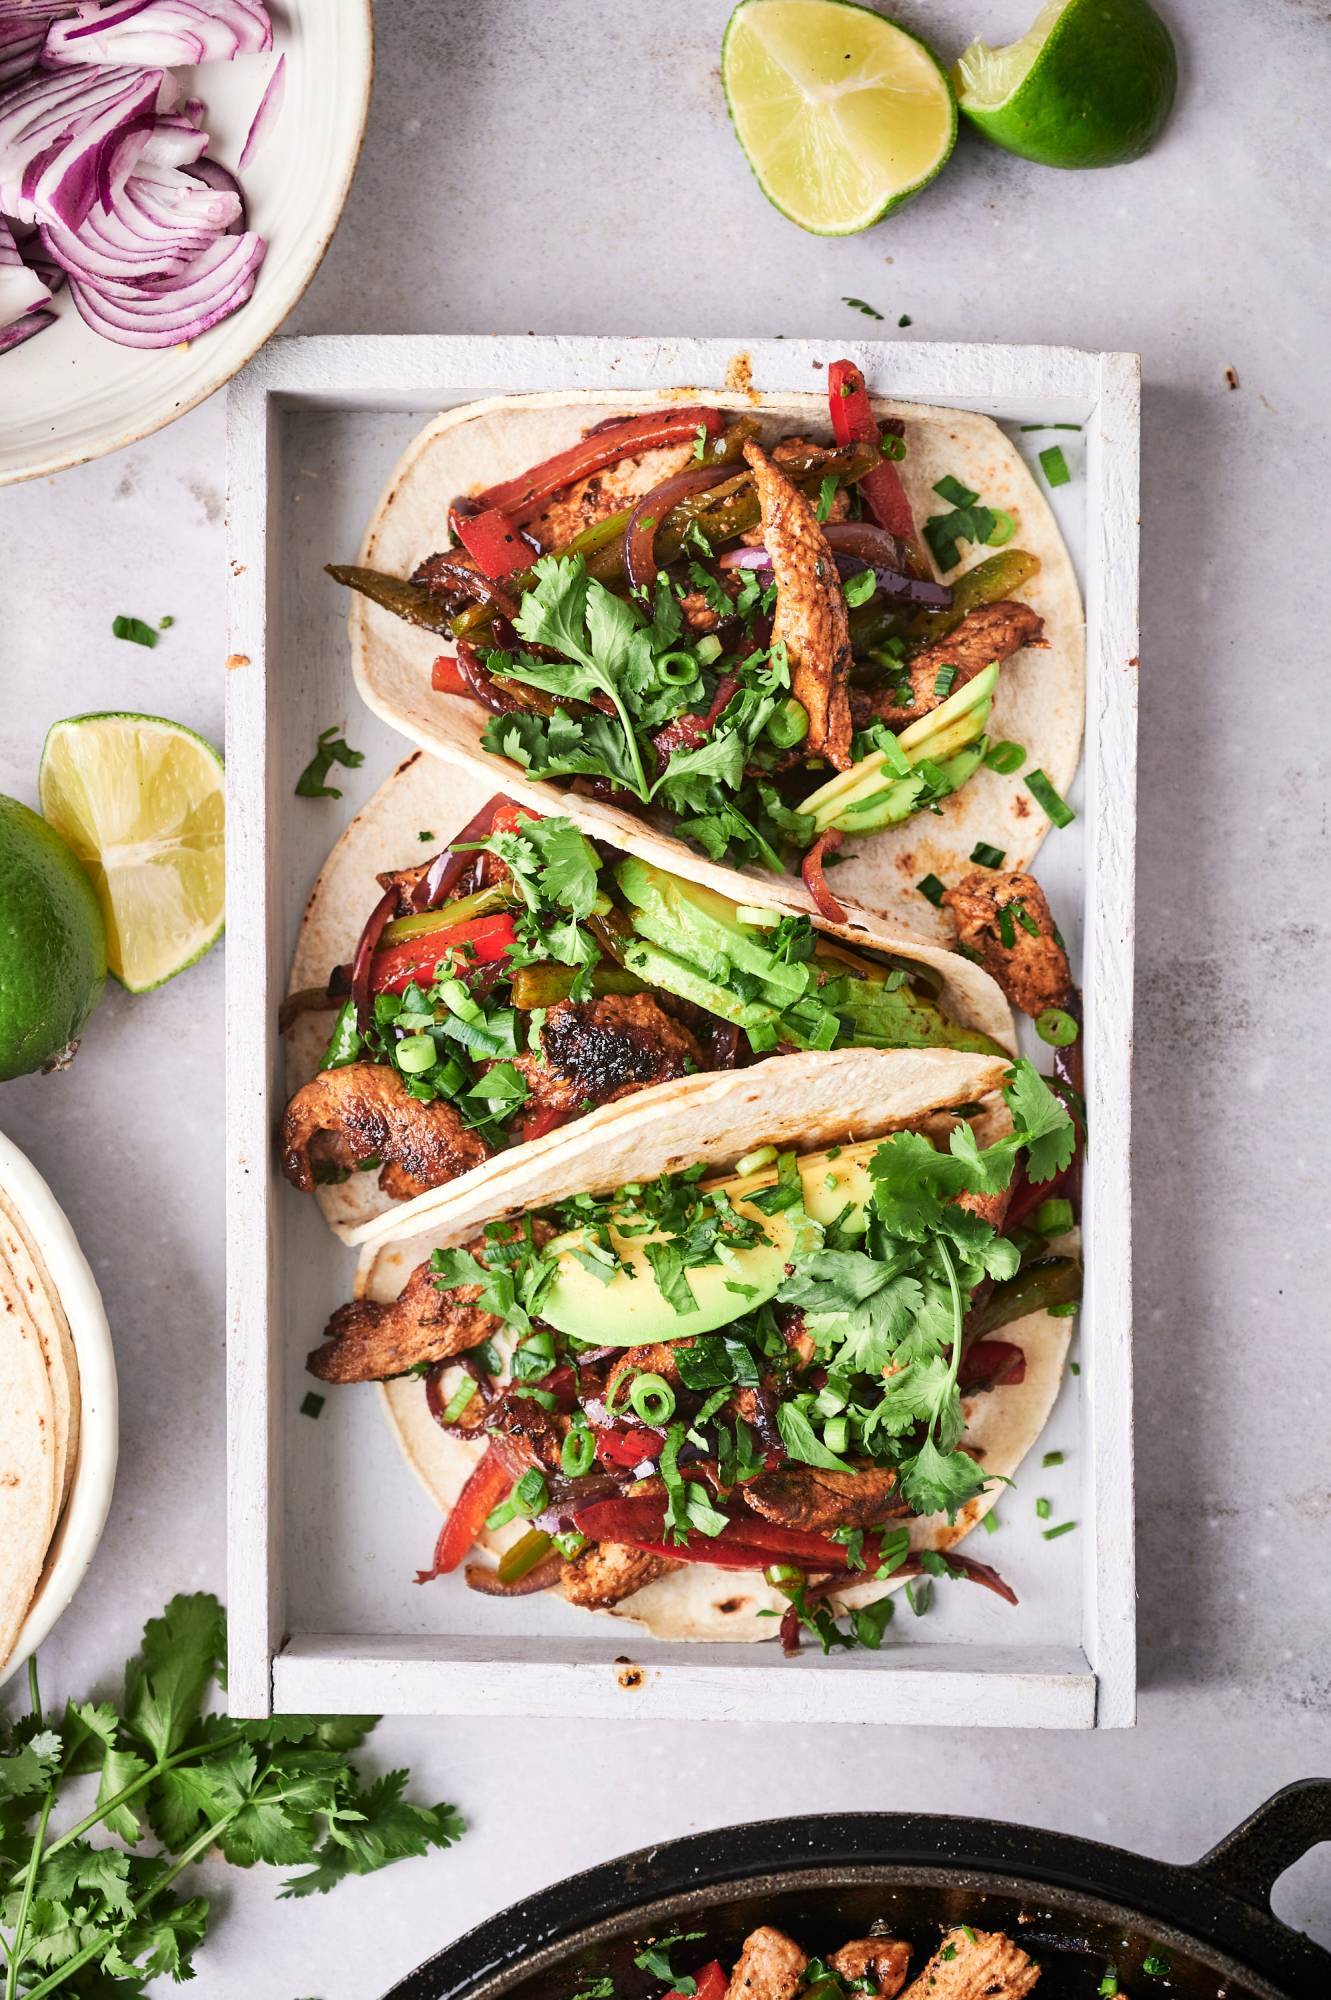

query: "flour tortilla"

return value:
[288, 750, 1017, 1245]
[360, 1047, 1068, 1642]
[348, 389, 1085, 944]
[0, 1258, 58, 1673]
[0, 1190, 80, 1517]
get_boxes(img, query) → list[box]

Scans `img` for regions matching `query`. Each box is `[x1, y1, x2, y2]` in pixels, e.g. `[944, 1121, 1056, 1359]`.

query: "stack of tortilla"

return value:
[0, 1189, 81, 1678]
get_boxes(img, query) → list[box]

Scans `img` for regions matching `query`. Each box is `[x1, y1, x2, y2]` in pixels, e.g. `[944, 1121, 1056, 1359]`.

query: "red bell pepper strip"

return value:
[595, 1425, 665, 1471]
[827, 359, 928, 575]
[489, 801, 541, 835]
[572, 1494, 865, 1571]
[676, 1965, 728, 2000]
[957, 1339, 1027, 1393]
[455, 505, 530, 578]
[479, 408, 726, 525]
[416, 1443, 512, 1581]
[371, 911, 517, 995]
[517, 1102, 574, 1145]
[432, 654, 468, 696]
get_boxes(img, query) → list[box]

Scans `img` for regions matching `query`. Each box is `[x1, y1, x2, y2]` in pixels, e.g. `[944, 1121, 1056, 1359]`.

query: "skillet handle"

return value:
[1197, 1781, 1331, 1909]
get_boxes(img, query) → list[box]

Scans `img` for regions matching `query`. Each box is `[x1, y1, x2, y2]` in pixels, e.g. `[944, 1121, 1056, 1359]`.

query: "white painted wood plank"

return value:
[274, 1635, 1096, 1729]
[225, 335, 1137, 1726]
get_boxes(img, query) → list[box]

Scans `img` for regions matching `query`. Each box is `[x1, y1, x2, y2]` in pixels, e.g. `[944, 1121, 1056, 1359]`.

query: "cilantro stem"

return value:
[17, 1729, 252, 1881]
[17, 1808, 241, 2000]
[5, 1785, 56, 2000]
[936, 1237, 965, 1410]
[26, 1658, 40, 1726]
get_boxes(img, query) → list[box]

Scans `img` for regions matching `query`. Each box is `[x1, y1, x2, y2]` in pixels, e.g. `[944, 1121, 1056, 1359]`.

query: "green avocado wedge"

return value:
[539, 1141, 879, 1346]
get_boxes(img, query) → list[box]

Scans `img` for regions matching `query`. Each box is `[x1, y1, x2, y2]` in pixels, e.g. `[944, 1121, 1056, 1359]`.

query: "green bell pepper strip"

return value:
[907, 548, 1042, 645]
[969, 1257, 1082, 1337]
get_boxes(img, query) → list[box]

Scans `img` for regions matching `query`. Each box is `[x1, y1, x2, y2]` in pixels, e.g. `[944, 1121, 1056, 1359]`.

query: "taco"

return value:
[280, 753, 1019, 1244]
[329, 364, 1084, 940]
[309, 1047, 1081, 1650]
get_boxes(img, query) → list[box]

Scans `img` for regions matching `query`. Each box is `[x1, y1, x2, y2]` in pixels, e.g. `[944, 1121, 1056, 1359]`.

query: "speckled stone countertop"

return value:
[2, 2, 1328, 1993]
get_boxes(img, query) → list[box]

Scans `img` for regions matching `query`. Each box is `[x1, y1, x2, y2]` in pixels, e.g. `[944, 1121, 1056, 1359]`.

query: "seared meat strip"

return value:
[309, 1247, 499, 1384]
[487, 1378, 567, 1473]
[830, 1940, 912, 2000]
[280, 1062, 492, 1199]
[851, 602, 1045, 730]
[744, 442, 853, 770]
[605, 1341, 689, 1409]
[741, 1464, 908, 1534]
[941, 871, 1072, 1019]
[899, 1929, 1039, 2000]
[560, 1539, 676, 1609]
[511, 994, 702, 1122]
[726, 1928, 809, 2000]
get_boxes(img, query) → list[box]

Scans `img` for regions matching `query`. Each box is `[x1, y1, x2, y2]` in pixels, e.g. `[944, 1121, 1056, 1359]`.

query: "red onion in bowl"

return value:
[0, 303, 53, 351]
[623, 463, 731, 594]
[0, 215, 50, 323]
[45, 0, 271, 68]
[0, 22, 46, 89]
[237, 46, 282, 169]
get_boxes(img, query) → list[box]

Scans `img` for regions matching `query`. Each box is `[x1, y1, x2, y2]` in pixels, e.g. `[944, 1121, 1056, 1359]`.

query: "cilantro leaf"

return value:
[122, 1593, 225, 1763]
[776, 1400, 852, 1471]
[295, 726, 364, 800]
[898, 1437, 989, 1516]
[1004, 1061, 1077, 1183]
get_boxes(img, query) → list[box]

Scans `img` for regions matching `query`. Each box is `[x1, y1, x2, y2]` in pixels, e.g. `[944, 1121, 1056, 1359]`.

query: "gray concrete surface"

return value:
[2, 2, 1328, 1994]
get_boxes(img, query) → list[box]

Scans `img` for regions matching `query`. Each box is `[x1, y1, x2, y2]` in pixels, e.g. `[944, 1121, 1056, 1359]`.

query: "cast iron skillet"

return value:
[384, 1784, 1331, 2000]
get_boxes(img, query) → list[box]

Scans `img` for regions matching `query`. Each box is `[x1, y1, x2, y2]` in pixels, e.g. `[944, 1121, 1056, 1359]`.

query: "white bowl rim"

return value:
[0, 0, 375, 489]
[0, 1126, 119, 1695]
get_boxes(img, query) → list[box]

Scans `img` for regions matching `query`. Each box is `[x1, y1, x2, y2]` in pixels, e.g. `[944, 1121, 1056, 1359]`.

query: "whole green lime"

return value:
[953, 0, 1177, 170]
[0, 795, 107, 1080]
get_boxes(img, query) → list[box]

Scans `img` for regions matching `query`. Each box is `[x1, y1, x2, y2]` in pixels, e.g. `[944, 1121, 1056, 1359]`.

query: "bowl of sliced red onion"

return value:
[0, 0, 372, 482]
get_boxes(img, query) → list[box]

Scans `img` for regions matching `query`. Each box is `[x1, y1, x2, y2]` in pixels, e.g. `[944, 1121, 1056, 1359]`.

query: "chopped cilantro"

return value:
[296, 726, 365, 799]
[299, 1391, 324, 1418]
[916, 873, 946, 906]
[111, 614, 157, 648]
[843, 297, 884, 319]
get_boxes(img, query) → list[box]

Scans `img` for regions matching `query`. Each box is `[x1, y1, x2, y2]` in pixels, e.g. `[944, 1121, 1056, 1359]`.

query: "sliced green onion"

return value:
[1043, 1519, 1077, 1540]
[822, 1416, 848, 1455]
[735, 907, 780, 930]
[629, 1372, 676, 1426]
[695, 633, 723, 666]
[766, 697, 809, 749]
[657, 649, 700, 685]
[932, 664, 957, 699]
[1050, 1301, 1081, 1318]
[1039, 445, 1071, 488]
[439, 1375, 477, 1424]
[981, 1509, 1000, 1535]
[986, 507, 1017, 546]
[299, 1391, 324, 1419]
[969, 841, 1005, 869]
[1036, 1006, 1079, 1047]
[561, 1420, 596, 1478]
[1033, 1198, 1074, 1237]
[933, 473, 977, 508]
[1070, 1360, 1081, 1374]
[554, 1529, 588, 1559]
[816, 473, 839, 521]
[916, 873, 946, 907]
[1035, 1496, 1052, 1520]
[1024, 768, 1075, 827]
[843, 568, 877, 608]
[997, 905, 1016, 948]
[1042, 1450, 1065, 1468]
[984, 739, 1026, 775]
[735, 1144, 777, 1176]
[1020, 423, 1082, 433]
[394, 1033, 438, 1074]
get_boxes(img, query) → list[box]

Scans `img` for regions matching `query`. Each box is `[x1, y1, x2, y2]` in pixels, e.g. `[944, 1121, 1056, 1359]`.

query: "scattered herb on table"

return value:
[0, 1595, 462, 1996]
[296, 726, 365, 800]
[897, 314, 912, 327]
[1038, 444, 1072, 488]
[111, 616, 158, 649]
[842, 297, 883, 319]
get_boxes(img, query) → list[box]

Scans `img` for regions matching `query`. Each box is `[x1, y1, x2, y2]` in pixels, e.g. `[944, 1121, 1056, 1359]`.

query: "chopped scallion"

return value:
[1024, 767, 1076, 827]
[916, 873, 946, 907]
[1039, 444, 1072, 487]
[969, 841, 1006, 869]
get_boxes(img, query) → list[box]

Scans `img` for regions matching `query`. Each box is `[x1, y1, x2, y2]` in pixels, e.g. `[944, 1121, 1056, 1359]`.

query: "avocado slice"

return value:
[616, 929, 788, 1049]
[539, 1141, 880, 1345]
[802, 663, 998, 833]
[614, 856, 812, 1009]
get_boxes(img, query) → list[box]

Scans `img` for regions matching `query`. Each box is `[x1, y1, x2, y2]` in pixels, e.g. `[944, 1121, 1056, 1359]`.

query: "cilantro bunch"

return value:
[479, 554, 812, 869]
[0, 1596, 461, 1996]
[775, 1063, 1076, 1517]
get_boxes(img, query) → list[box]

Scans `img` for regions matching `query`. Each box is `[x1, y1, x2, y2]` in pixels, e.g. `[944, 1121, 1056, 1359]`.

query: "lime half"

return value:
[0, 796, 106, 1079]
[954, 0, 1177, 169]
[722, 0, 956, 234]
[38, 713, 225, 994]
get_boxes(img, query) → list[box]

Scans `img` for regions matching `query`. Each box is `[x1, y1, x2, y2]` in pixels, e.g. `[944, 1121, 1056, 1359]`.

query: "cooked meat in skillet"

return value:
[726, 1928, 809, 2000]
[560, 1539, 676, 1609]
[899, 1928, 1040, 2000]
[744, 441, 853, 770]
[308, 1221, 554, 1383]
[941, 871, 1072, 1019]
[280, 1062, 492, 1198]
[851, 602, 1045, 730]
[829, 1940, 913, 2000]
[510, 993, 702, 1120]
[740, 1464, 908, 1534]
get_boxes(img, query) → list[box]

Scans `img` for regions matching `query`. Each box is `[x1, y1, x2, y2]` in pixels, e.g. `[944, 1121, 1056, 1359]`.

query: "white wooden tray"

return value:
[225, 336, 1139, 1727]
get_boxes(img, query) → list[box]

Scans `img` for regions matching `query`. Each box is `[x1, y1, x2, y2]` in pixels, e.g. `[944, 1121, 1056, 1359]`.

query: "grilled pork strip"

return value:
[280, 1061, 492, 1199]
[829, 1940, 912, 2000]
[851, 601, 1045, 730]
[744, 441, 853, 770]
[899, 1929, 1040, 2000]
[726, 1928, 809, 2000]
[942, 870, 1072, 1019]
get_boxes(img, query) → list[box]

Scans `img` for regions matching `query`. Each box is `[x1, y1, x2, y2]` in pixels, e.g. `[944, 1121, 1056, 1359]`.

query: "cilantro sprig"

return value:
[0, 1596, 461, 1996]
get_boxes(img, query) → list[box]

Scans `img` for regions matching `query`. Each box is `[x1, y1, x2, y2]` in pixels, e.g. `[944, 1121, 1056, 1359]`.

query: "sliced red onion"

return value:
[410, 794, 511, 911]
[45, 0, 271, 67]
[0, 303, 54, 351]
[716, 545, 773, 572]
[237, 46, 282, 170]
[349, 885, 398, 1035]
[802, 828, 848, 925]
[824, 523, 952, 608]
[0, 63, 173, 229]
[0, 214, 50, 324]
[0, 21, 46, 87]
[40, 139, 241, 282]
[623, 463, 729, 595]
[184, 151, 243, 229]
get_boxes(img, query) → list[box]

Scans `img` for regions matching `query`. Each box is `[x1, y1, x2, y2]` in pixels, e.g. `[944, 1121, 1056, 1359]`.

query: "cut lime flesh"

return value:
[723, 0, 956, 235]
[38, 712, 225, 994]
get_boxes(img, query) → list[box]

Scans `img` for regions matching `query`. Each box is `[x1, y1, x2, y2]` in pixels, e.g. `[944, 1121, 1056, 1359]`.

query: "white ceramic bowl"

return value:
[0, 1128, 118, 1693]
[0, 0, 373, 486]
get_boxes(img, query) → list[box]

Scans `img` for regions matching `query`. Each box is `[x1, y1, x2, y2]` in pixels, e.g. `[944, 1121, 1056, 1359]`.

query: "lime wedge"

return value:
[722, 0, 956, 235]
[954, 0, 1177, 169]
[38, 713, 225, 993]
